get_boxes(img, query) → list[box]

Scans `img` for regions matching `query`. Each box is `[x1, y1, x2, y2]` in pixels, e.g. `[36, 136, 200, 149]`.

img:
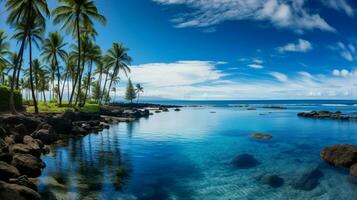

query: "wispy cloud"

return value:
[329, 42, 356, 61]
[154, 0, 335, 33]
[269, 72, 288, 82]
[321, 0, 354, 17]
[278, 39, 312, 53]
[248, 64, 264, 69]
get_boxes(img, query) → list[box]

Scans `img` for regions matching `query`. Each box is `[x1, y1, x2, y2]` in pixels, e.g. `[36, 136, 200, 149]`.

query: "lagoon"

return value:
[38, 101, 357, 200]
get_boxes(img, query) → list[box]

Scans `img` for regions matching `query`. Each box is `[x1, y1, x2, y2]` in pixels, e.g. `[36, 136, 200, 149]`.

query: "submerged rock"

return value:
[11, 153, 45, 177]
[250, 133, 272, 140]
[257, 174, 284, 188]
[0, 180, 40, 200]
[231, 154, 260, 169]
[350, 164, 357, 177]
[320, 144, 357, 168]
[174, 108, 181, 111]
[0, 161, 20, 181]
[293, 168, 323, 191]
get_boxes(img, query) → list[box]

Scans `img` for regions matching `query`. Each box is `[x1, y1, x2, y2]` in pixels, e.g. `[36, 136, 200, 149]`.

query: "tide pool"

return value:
[38, 104, 357, 200]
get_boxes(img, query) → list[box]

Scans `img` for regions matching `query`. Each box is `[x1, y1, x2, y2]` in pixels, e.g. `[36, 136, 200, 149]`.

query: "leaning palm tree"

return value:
[52, 0, 106, 105]
[135, 84, 144, 104]
[6, 0, 49, 113]
[42, 31, 67, 105]
[102, 43, 132, 104]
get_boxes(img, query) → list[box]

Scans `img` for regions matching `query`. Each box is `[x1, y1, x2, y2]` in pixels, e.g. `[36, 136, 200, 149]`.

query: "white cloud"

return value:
[321, 0, 354, 17]
[248, 64, 264, 69]
[154, 0, 335, 32]
[269, 72, 288, 82]
[278, 39, 312, 53]
[111, 61, 357, 100]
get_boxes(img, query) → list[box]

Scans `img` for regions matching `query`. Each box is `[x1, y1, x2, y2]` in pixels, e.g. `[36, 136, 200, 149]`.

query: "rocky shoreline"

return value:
[297, 110, 357, 121]
[0, 104, 180, 200]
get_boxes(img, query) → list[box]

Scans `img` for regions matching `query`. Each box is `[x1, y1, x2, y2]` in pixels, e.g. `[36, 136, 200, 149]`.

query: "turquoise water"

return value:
[38, 102, 357, 200]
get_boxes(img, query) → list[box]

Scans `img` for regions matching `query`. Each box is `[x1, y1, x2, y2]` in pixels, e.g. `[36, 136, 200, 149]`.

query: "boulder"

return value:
[293, 168, 323, 191]
[23, 136, 42, 150]
[350, 164, 357, 177]
[257, 174, 284, 188]
[0, 180, 40, 200]
[31, 123, 58, 145]
[231, 153, 260, 169]
[1, 116, 40, 133]
[72, 126, 87, 135]
[45, 116, 72, 134]
[11, 154, 45, 177]
[320, 144, 357, 168]
[9, 144, 41, 158]
[0, 161, 20, 181]
[174, 108, 181, 111]
[4, 136, 14, 146]
[0, 153, 12, 164]
[250, 133, 273, 140]
[12, 124, 29, 136]
[9, 175, 37, 191]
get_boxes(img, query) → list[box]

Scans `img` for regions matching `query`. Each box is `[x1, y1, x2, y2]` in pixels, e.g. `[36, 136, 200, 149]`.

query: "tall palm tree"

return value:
[42, 31, 67, 105]
[13, 21, 45, 114]
[135, 84, 144, 104]
[52, 0, 106, 105]
[61, 53, 76, 103]
[0, 31, 10, 82]
[6, 0, 49, 113]
[102, 43, 132, 104]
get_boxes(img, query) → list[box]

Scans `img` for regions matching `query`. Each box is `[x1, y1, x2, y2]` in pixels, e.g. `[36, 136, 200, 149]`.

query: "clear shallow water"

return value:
[38, 102, 357, 200]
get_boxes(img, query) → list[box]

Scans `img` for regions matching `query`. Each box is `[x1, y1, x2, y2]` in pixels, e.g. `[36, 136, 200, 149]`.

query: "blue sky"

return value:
[2, 0, 357, 100]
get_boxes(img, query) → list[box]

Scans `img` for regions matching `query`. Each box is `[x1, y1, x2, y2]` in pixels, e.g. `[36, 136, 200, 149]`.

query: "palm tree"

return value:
[81, 41, 101, 106]
[42, 31, 67, 105]
[0, 31, 10, 83]
[52, 0, 106, 105]
[102, 43, 132, 104]
[61, 53, 76, 103]
[135, 84, 144, 104]
[6, 0, 49, 113]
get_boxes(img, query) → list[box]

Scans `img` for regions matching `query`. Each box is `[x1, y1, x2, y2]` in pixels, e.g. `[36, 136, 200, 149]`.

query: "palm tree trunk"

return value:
[75, 50, 86, 106]
[69, 16, 81, 105]
[100, 72, 109, 104]
[43, 90, 46, 103]
[54, 55, 62, 105]
[29, 35, 38, 114]
[82, 60, 93, 106]
[60, 68, 68, 104]
[137, 93, 139, 104]
[15, 55, 23, 90]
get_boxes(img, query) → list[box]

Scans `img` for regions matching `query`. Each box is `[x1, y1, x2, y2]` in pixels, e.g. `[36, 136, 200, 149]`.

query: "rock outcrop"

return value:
[231, 154, 260, 169]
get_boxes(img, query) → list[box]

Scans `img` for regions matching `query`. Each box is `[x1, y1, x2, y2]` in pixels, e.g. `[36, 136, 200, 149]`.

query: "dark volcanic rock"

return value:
[9, 175, 37, 191]
[250, 133, 273, 140]
[11, 154, 45, 177]
[258, 174, 284, 188]
[231, 154, 260, 169]
[31, 123, 58, 145]
[9, 143, 41, 158]
[298, 111, 353, 121]
[0, 161, 20, 181]
[72, 126, 87, 135]
[293, 168, 323, 191]
[174, 108, 181, 111]
[320, 144, 357, 168]
[1, 116, 40, 133]
[45, 116, 72, 134]
[0, 180, 40, 200]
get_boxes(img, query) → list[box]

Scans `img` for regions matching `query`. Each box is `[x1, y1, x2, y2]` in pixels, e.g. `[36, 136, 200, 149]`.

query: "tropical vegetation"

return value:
[0, 0, 143, 113]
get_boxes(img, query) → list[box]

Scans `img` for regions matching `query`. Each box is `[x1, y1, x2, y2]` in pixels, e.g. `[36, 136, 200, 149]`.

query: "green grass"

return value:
[26, 101, 100, 113]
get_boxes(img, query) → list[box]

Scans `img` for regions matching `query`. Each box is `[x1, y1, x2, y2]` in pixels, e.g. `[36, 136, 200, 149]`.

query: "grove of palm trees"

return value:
[0, 0, 139, 114]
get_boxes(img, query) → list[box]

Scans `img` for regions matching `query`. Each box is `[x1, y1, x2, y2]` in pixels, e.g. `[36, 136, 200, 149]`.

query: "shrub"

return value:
[0, 85, 23, 111]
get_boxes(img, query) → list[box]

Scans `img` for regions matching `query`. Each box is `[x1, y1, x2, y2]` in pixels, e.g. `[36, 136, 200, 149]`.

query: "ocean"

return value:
[38, 100, 357, 200]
